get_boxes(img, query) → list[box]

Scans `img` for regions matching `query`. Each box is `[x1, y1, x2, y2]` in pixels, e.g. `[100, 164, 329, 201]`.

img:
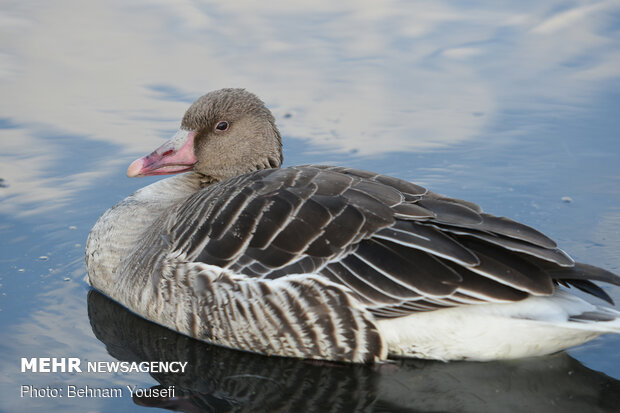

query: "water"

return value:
[1, 1, 620, 412]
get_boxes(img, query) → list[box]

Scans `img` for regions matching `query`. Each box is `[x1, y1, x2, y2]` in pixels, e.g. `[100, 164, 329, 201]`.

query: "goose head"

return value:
[127, 88, 283, 182]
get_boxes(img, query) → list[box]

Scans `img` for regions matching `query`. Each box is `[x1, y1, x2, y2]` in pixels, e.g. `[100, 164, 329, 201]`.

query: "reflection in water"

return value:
[2, 1, 620, 216]
[88, 290, 620, 413]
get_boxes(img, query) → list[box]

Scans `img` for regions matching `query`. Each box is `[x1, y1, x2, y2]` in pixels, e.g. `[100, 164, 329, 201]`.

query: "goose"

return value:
[85, 88, 620, 363]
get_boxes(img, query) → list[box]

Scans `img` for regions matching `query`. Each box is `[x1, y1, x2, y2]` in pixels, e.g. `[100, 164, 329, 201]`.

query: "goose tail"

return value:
[565, 305, 620, 333]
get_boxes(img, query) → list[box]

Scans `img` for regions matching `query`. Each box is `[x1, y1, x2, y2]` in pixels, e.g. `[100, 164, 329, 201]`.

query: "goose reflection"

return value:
[88, 290, 619, 413]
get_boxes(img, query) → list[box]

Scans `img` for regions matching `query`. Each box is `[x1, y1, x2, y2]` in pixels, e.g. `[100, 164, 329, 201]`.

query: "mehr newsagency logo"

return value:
[20, 357, 187, 399]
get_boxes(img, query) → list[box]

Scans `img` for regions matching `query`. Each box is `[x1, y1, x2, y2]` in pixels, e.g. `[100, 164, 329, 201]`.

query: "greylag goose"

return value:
[86, 88, 620, 363]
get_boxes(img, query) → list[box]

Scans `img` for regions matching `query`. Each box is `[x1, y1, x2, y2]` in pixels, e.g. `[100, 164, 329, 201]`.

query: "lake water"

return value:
[1, 1, 620, 412]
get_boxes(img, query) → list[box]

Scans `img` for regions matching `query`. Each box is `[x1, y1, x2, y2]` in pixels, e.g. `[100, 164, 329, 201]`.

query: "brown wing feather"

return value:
[165, 165, 620, 316]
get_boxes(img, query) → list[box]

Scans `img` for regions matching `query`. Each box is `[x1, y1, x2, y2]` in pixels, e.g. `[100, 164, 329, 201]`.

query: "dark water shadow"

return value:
[87, 290, 620, 413]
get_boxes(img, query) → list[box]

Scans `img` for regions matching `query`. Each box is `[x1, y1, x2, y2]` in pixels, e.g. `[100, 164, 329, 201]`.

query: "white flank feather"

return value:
[376, 290, 620, 361]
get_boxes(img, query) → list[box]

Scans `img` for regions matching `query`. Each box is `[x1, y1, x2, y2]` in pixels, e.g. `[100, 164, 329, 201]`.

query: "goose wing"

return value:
[165, 165, 620, 318]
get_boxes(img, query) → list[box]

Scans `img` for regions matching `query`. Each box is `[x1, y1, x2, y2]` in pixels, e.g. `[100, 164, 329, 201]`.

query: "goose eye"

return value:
[215, 121, 229, 131]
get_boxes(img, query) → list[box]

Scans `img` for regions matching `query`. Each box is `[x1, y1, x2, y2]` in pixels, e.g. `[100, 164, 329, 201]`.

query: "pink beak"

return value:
[127, 130, 198, 177]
